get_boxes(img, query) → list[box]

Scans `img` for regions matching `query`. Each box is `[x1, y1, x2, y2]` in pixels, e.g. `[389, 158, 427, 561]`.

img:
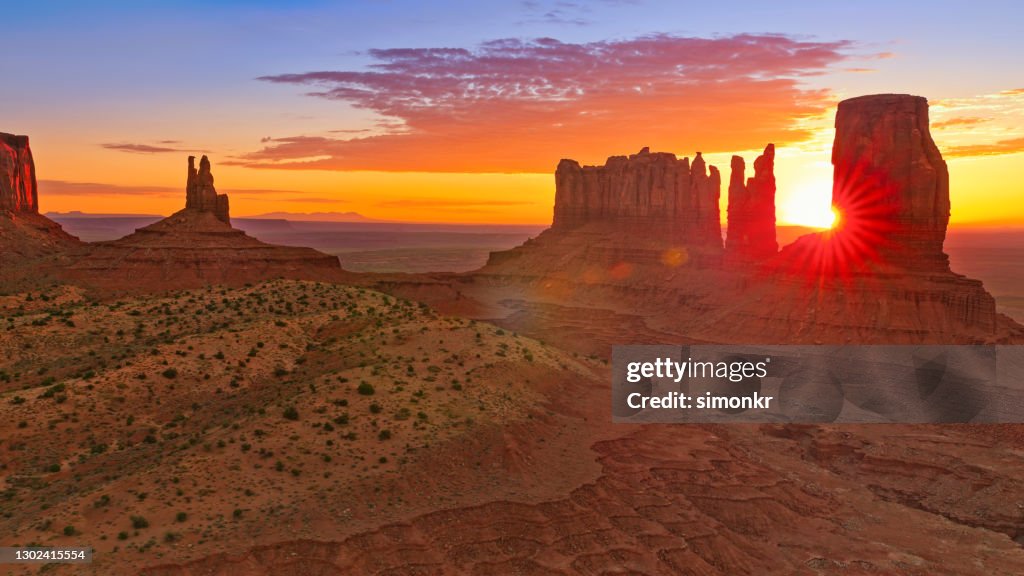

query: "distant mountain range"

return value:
[46, 211, 162, 219]
[244, 211, 376, 222]
[47, 210, 376, 223]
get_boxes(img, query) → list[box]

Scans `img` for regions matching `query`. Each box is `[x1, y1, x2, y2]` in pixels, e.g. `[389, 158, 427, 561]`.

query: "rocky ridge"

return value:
[553, 147, 722, 247]
[455, 94, 1023, 346]
[63, 156, 344, 290]
[0, 132, 80, 268]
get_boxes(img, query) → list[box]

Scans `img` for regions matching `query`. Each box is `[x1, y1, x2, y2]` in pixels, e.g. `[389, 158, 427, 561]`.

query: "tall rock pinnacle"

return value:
[726, 144, 778, 260]
[0, 133, 39, 214]
[185, 155, 230, 224]
[831, 94, 950, 271]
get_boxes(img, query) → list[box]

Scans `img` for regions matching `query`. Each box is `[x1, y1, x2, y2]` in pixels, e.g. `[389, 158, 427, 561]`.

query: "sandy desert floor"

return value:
[0, 280, 608, 575]
[2, 280, 1024, 574]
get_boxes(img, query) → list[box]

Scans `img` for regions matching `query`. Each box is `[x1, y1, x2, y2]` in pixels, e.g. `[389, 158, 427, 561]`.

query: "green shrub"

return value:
[130, 515, 149, 529]
[357, 382, 375, 396]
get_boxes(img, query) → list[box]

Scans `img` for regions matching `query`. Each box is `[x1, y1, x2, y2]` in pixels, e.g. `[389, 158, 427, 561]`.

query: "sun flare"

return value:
[779, 194, 838, 229]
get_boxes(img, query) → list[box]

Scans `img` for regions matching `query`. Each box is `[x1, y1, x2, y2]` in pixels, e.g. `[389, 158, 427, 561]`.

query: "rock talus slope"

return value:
[474, 94, 1020, 347]
[0, 132, 80, 267]
[64, 156, 344, 290]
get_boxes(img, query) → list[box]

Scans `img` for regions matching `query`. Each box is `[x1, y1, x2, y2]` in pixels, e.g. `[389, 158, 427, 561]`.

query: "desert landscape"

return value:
[4, 90, 1024, 575]
[5, 2, 1024, 573]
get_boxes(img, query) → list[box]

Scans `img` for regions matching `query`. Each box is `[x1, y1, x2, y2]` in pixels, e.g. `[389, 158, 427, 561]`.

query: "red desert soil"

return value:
[4, 95, 1024, 574]
[136, 423, 1024, 575]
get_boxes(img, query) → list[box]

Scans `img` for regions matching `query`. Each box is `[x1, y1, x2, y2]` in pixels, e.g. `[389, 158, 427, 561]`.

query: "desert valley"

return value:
[4, 92, 1024, 576]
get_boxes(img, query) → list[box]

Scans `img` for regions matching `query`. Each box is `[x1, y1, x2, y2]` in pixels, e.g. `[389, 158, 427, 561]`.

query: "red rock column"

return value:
[0, 133, 39, 214]
[726, 144, 777, 260]
[831, 94, 950, 271]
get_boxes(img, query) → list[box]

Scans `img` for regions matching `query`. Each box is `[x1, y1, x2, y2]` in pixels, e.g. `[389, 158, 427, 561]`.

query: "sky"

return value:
[3, 0, 1023, 226]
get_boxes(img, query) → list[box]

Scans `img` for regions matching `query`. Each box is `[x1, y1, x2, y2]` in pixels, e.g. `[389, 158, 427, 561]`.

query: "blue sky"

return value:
[3, 1, 1022, 224]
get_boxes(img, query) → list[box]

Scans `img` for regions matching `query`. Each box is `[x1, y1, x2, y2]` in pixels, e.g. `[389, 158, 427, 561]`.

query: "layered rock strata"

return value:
[552, 147, 722, 246]
[0, 132, 38, 213]
[65, 156, 342, 290]
[829, 94, 951, 272]
[0, 132, 80, 267]
[467, 94, 1019, 345]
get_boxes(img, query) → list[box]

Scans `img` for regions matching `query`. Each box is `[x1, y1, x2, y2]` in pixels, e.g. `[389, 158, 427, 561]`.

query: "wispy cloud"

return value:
[101, 143, 190, 154]
[932, 89, 1024, 158]
[945, 137, 1024, 158]
[39, 180, 305, 197]
[376, 198, 537, 208]
[237, 33, 852, 173]
[236, 196, 344, 203]
[518, 1, 591, 26]
[933, 116, 987, 129]
[518, 0, 641, 26]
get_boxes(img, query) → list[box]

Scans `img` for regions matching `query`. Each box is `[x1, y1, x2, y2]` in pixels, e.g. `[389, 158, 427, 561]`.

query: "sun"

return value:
[780, 200, 839, 229]
[778, 181, 839, 229]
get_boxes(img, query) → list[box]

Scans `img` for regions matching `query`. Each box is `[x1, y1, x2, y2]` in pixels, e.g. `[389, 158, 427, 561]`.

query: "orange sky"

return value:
[34, 108, 1024, 228]
[11, 7, 1023, 228]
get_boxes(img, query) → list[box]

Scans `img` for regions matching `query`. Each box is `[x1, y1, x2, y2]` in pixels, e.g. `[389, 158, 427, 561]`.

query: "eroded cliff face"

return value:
[830, 94, 950, 273]
[64, 156, 343, 290]
[693, 95, 1008, 341]
[467, 94, 1020, 345]
[552, 148, 722, 246]
[0, 133, 80, 272]
[726, 144, 778, 261]
[185, 155, 231, 224]
[0, 133, 38, 214]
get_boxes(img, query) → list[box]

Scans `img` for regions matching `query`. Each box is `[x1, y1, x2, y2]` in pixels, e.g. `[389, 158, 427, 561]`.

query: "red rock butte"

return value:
[552, 147, 723, 247]
[0, 132, 38, 213]
[832, 93, 950, 272]
[0, 132, 80, 266]
[62, 155, 344, 290]
[463, 94, 1022, 345]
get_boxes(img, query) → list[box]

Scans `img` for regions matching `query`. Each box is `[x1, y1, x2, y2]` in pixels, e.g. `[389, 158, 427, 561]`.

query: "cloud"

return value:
[376, 198, 537, 208]
[945, 137, 1024, 158]
[933, 116, 987, 129]
[38, 180, 305, 197]
[931, 89, 1024, 157]
[101, 143, 191, 154]
[238, 33, 851, 173]
[518, 1, 592, 26]
[236, 196, 344, 203]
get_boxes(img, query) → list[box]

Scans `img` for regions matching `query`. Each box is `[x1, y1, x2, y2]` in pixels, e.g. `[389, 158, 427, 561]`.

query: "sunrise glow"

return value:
[6, 2, 1024, 228]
